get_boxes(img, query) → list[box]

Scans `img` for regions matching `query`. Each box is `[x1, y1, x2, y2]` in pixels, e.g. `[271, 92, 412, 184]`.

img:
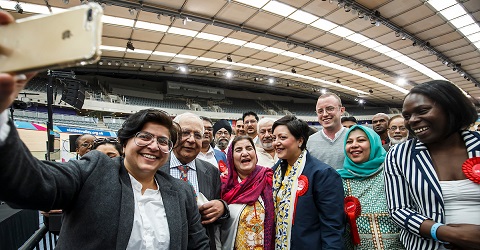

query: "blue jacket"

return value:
[273, 152, 345, 250]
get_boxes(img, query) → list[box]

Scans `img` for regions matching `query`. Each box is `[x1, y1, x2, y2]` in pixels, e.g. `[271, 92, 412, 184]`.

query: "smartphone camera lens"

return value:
[87, 8, 93, 21]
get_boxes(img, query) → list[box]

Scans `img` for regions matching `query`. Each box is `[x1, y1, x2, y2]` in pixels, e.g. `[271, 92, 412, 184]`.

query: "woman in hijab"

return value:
[220, 135, 274, 250]
[339, 125, 403, 250]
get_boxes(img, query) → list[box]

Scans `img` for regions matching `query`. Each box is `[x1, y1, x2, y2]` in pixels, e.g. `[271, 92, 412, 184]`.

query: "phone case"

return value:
[0, 2, 103, 73]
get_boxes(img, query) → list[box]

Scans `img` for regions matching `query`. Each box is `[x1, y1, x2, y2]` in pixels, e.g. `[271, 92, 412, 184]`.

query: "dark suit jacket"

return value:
[273, 152, 345, 250]
[0, 125, 209, 250]
[161, 157, 227, 250]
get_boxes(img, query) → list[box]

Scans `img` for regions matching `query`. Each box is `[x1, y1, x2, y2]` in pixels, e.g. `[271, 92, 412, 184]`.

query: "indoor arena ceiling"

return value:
[3, 0, 480, 107]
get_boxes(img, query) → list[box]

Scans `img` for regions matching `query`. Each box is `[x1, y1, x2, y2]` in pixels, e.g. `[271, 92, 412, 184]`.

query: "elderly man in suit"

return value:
[161, 112, 229, 250]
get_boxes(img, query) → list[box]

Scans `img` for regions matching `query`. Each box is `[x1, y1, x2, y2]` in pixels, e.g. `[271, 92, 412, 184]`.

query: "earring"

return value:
[298, 144, 302, 148]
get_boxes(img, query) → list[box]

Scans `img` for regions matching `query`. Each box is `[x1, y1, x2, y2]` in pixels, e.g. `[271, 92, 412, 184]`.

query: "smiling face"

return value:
[236, 120, 246, 136]
[273, 125, 303, 166]
[345, 129, 371, 164]
[402, 93, 447, 145]
[123, 122, 171, 179]
[387, 117, 409, 144]
[258, 120, 274, 151]
[173, 117, 203, 164]
[316, 95, 344, 132]
[232, 139, 257, 180]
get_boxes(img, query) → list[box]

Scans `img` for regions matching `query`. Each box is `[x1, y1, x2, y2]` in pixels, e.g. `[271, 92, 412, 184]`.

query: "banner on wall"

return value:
[14, 121, 117, 137]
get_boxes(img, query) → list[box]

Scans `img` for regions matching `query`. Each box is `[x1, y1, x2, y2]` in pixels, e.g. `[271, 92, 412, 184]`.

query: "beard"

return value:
[216, 139, 229, 150]
[260, 141, 274, 151]
[389, 135, 408, 145]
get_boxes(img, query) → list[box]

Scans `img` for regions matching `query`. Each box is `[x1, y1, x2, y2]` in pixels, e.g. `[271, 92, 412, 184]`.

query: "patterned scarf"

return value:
[272, 150, 307, 249]
[338, 125, 386, 180]
[221, 143, 274, 250]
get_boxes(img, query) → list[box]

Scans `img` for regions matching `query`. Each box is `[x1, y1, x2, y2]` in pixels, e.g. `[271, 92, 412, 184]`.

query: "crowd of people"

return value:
[1, 10, 480, 250]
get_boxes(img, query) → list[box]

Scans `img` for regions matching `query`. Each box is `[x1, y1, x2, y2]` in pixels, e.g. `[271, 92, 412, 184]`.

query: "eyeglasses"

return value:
[80, 142, 93, 149]
[215, 131, 230, 136]
[316, 106, 337, 114]
[181, 130, 203, 141]
[389, 126, 407, 132]
[134, 131, 173, 153]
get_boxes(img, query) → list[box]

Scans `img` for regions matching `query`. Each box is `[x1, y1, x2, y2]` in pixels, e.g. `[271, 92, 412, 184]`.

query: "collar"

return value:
[200, 146, 215, 156]
[128, 173, 159, 192]
[169, 153, 197, 170]
[322, 126, 346, 142]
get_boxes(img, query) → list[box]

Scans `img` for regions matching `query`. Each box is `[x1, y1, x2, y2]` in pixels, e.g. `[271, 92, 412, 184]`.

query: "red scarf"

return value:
[221, 144, 274, 250]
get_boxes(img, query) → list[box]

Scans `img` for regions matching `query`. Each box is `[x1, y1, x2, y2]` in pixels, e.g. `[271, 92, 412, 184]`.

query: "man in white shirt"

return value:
[306, 92, 347, 169]
[256, 117, 278, 168]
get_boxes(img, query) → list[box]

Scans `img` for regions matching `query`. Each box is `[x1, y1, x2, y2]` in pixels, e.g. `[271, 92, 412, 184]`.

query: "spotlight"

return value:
[291, 68, 296, 74]
[358, 99, 365, 104]
[395, 32, 400, 37]
[98, 61, 103, 65]
[107, 61, 112, 66]
[161, 66, 166, 71]
[126, 41, 135, 51]
[225, 71, 233, 78]
[344, 4, 351, 12]
[213, 72, 219, 76]
[336, 79, 341, 84]
[115, 61, 120, 66]
[268, 78, 274, 84]
[254, 77, 259, 82]
[128, 8, 136, 16]
[139, 63, 144, 68]
[170, 16, 175, 22]
[368, 89, 373, 94]
[357, 11, 364, 18]
[179, 66, 187, 73]
[370, 17, 376, 25]
[226, 55, 232, 62]
[14, 3, 24, 14]
[412, 41, 417, 46]
[401, 34, 406, 40]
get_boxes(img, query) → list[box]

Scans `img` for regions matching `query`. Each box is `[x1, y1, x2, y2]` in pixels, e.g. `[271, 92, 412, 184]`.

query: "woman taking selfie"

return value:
[220, 135, 274, 250]
[339, 125, 403, 249]
[272, 115, 344, 250]
[384, 80, 480, 250]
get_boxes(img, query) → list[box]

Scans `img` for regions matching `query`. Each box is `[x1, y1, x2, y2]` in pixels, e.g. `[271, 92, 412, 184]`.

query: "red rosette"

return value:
[218, 160, 227, 174]
[344, 196, 362, 245]
[462, 157, 480, 184]
[292, 175, 309, 225]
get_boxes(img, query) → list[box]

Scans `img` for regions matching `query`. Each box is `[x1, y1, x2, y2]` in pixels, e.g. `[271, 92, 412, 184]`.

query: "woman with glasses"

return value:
[0, 106, 209, 248]
[92, 137, 123, 158]
[385, 80, 480, 250]
[338, 125, 403, 249]
[220, 135, 274, 250]
[271, 115, 345, 249]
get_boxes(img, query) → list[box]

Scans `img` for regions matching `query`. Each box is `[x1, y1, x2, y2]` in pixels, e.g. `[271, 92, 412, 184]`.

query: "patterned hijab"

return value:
[338, 125, 386, 180]
[221, 139, 274, 250]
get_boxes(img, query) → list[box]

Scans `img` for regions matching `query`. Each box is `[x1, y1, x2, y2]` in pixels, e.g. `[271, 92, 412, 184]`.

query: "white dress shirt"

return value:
[126, 174, 170, 250]
[197, 146, 218, 168]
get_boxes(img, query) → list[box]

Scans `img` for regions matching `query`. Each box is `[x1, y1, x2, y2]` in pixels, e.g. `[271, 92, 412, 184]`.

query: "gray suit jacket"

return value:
[160, 157, 227, 250]
[0, 124, 209, 250]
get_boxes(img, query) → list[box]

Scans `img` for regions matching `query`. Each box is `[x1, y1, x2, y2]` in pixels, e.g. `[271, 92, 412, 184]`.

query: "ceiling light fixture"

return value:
[225, 71, 233, 78]
[126, 40, 135, 51]
[291, 68, 296, 74]
[226, 55, 232, 62]
[128, 8, 136, 16]
[268, 78, 274, 84]
[157, 14, 161, 20]
[336, 79, 341, 84]
[179, 66, 187, 73]
[357, 11, 364, 18]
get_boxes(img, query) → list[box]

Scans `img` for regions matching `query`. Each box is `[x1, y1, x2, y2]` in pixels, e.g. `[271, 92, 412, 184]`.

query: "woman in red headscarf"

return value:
[220, 135, 274, 250]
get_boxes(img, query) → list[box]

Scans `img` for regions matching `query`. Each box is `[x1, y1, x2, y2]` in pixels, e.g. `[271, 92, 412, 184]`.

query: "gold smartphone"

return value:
[0, 3, 103, 74]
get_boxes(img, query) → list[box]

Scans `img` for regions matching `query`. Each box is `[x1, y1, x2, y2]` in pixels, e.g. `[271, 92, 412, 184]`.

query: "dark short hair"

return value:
[92, 138, 123, 155]
[236, 118, 243, 122]
[231, 135, 256, 152]
[272, 115, 309, 150]
[405, 80, 477, 135]
[242, 111, 259, 122]
[75, 134, 96, 148]
[117, 109, 178, 147]
[341, 116, 357, 123]
[199, 116, 213, 125]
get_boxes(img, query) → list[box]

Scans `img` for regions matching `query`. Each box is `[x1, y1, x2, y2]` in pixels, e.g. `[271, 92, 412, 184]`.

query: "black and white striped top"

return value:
[384, 130, 480, 250]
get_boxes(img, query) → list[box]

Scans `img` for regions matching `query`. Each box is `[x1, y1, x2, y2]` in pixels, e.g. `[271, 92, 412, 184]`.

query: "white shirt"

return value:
[169, 154, 200, 194]
[197, 146, 218, 168]
[127, 174, 170, 250]
[0, 111, 10, 146]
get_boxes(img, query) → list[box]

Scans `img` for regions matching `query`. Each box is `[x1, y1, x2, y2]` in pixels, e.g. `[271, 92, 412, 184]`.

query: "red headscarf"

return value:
[221, 140, 274, 250]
